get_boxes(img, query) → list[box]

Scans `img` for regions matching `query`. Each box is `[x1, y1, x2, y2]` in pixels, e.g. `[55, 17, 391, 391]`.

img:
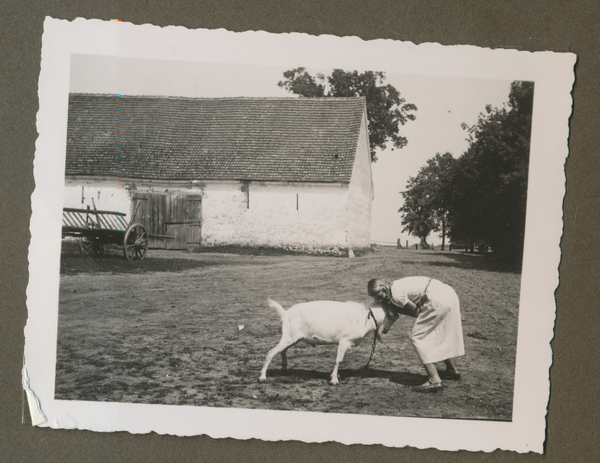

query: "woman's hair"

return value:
[367, 278, 385, 296]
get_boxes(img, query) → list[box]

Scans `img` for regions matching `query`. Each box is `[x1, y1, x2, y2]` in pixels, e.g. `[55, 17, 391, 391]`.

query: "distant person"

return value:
[367, 276, 465, 393]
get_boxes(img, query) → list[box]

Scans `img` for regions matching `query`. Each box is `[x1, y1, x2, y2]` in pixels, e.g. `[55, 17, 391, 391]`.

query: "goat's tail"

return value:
[267, 298, 287, 320]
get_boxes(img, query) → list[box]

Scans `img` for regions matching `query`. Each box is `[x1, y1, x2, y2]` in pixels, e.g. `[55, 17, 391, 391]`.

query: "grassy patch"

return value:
[60, 254, 224, 275]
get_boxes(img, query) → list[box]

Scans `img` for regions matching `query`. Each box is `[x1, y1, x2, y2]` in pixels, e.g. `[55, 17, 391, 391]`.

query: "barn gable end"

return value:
[345, 106, 374, 249]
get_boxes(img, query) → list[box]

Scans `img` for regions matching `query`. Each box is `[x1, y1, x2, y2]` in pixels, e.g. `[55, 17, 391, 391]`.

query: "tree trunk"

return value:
[441, 220, 446, 251]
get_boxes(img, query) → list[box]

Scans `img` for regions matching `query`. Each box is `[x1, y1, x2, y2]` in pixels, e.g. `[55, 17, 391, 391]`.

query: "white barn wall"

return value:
[199, 182, 246, 245]
[63, 178, 132, 215]
[64, 178, 353, 249]
[202, 181, 348, 247]
[345, 112, 374, 249]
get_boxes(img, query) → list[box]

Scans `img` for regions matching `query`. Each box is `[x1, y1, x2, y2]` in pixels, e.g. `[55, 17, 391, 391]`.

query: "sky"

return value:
[70, 55, 513, 246]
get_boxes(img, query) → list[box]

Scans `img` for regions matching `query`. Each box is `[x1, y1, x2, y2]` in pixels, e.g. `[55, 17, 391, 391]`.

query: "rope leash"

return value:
[362, 308, 379, 371]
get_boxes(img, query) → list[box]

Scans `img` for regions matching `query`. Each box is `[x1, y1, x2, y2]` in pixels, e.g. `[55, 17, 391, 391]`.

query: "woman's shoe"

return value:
[412, 380, 444, 393]
[439, 370, 462, 381]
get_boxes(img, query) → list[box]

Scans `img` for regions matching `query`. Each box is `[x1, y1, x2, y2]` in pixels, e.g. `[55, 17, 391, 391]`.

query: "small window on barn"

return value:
[241, 181, 250, 209]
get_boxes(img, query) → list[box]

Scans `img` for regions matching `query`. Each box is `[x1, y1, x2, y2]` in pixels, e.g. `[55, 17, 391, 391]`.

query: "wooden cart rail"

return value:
[61, 207, 149, 261]
[62, 208, 129, 232]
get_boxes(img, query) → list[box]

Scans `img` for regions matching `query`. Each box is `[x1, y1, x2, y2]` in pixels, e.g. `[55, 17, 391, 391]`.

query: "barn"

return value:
[63, 93, 374, 254]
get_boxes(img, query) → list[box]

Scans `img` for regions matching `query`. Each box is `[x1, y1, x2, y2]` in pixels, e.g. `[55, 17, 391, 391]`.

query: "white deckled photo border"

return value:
[25, 17, 575, 453]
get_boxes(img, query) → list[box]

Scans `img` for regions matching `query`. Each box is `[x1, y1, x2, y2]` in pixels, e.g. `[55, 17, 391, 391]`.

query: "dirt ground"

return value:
[55, 245, 521, 421]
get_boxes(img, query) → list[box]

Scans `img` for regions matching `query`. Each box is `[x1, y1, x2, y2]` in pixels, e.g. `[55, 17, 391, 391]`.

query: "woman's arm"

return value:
[383, 300, 420, 318]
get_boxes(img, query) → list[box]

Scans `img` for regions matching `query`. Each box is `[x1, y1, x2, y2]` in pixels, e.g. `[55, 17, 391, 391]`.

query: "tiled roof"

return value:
[65, 94, 367, 183]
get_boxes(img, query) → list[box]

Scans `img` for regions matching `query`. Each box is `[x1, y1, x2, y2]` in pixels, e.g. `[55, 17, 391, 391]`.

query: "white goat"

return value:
[259, 298, 398, 385]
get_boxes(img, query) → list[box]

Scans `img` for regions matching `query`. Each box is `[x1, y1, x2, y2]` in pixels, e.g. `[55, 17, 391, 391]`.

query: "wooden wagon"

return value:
[61, 206, 149, 261]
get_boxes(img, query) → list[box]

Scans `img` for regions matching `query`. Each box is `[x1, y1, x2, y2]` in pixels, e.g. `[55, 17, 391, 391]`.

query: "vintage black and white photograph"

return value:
[25, 18, 575, 452]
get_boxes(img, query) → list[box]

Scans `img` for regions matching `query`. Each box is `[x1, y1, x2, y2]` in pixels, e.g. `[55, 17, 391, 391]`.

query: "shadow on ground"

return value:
[266, 368, 426, 386]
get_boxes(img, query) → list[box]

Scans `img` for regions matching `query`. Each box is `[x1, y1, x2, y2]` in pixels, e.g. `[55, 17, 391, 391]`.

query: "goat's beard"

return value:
[381, 300, 399, 314]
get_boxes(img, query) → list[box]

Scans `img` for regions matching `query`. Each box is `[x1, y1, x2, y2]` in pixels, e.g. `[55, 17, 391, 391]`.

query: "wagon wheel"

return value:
[123, 224, 148, 261]
[80, 237, 104, 256]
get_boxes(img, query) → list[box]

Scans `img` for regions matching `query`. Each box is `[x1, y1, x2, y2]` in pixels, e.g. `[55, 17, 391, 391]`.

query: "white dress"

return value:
[390, 277, 465, 364]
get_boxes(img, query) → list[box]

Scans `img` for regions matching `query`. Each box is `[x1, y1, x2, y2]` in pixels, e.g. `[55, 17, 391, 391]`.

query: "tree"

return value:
[278, 68, 417, 161]
[399, 178, 437, 248]
[447, 81, 534, 258]
[399, 153, 456, 249]
[397, 81, 534, 259]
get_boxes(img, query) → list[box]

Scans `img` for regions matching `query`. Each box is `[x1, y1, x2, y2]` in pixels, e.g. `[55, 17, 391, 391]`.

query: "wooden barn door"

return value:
[131, 192, 168, 249]
[131, 192, 202, 249]
[165, 193, 202, 250]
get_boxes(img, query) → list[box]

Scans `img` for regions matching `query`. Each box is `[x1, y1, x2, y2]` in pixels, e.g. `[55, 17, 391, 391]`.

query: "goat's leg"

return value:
[259, 338, 294, 382]
[330, 340, 352, 385]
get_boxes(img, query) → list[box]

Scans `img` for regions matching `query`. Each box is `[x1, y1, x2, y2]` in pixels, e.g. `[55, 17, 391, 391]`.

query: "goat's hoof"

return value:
[258, 376, 267, 382]
[329, 379, 340, 386]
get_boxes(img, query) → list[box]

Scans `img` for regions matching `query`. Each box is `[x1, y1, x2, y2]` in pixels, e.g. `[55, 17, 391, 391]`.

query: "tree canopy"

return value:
[399, 81, 534, 258]
[399, 152, 455, 249]
[278, 68, 417, 162]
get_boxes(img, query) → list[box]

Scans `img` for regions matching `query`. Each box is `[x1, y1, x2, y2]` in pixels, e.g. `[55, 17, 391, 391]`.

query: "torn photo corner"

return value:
[25, 16, 575, 453]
